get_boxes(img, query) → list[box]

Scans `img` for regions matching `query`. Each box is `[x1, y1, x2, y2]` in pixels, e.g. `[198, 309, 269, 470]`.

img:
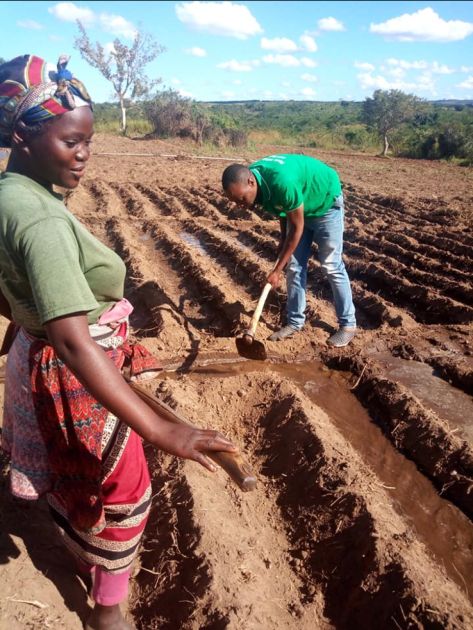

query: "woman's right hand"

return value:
[45, 314, 239, 472]
[153, 423, 238, 472]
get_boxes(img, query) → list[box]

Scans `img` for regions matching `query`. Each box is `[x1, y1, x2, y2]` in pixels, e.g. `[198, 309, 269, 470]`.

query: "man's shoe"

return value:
[268, 325, 299, 341]
[327, 327, 356, 348]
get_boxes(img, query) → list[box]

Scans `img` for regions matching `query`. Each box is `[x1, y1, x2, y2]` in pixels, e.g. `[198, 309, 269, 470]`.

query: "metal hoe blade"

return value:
[235, 335, 267, 361]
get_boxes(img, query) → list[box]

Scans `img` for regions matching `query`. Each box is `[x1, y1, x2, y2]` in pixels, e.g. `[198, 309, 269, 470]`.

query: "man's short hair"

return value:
[222, 163, 250, 190]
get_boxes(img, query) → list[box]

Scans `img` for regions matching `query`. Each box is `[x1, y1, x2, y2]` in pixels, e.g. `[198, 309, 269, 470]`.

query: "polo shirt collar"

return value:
[250, 167, 271, 204]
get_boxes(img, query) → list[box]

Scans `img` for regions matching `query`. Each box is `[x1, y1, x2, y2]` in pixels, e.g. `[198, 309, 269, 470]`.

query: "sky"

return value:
[1, 1, 473, 103]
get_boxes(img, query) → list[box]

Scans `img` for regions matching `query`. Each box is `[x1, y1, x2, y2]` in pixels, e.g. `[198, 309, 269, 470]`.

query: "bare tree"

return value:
[74, 21, 165, 134]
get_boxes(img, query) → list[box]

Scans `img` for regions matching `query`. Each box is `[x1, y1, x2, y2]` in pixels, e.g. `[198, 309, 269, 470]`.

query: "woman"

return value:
[0, 55, 237, 630]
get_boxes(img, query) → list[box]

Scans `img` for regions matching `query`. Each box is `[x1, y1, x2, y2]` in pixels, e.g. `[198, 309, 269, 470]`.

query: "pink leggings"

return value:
[77, 560, 131, 606]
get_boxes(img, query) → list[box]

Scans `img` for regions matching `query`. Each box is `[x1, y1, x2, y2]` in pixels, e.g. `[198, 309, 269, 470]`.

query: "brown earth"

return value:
[1, 136, 473, 629]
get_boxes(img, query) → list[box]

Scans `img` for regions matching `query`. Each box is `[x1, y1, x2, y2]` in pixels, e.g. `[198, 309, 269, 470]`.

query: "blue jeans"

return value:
[286, 195, 356, 330]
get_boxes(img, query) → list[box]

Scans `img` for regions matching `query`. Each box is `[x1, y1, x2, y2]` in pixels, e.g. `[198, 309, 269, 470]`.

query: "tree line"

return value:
[92, 93, 473, 164]
[1, 25, 472, 163]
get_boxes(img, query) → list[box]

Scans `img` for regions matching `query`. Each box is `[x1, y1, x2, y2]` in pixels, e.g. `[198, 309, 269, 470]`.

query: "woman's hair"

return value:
[15, 117, 56, 143]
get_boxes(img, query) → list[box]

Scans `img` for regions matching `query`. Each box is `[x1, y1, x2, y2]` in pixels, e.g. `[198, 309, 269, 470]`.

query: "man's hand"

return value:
[267, 269, 283, 289]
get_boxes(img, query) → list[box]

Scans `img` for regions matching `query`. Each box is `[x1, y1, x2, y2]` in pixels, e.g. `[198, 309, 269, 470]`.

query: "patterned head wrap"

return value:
[0, 54, 92, 147]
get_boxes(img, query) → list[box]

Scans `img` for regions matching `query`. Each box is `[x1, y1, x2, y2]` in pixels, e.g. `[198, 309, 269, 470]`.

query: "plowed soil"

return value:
[1, 136, 473, 629]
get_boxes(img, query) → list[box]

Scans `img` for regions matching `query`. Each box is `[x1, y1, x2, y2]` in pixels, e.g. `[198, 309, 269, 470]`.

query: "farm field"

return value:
[1, 134, 473, 629]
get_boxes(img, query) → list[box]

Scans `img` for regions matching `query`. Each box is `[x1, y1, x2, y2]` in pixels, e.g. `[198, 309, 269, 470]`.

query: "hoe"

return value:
[236, 282, 272, 361]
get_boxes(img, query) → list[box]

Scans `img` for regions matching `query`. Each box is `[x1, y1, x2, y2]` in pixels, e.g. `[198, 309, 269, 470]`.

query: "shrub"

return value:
[143, 89, 247, 147]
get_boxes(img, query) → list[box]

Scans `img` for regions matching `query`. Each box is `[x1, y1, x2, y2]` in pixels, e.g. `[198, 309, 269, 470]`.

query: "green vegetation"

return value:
[207, 99, 375, 150]
[95, 90, 248, 148]
[362, 89, 421, 156]
[93, 102, 153, 136]
[92, 91, 473, 164]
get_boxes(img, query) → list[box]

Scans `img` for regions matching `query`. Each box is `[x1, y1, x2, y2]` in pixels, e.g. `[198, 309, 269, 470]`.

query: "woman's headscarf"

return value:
[0, 54, 92, 147]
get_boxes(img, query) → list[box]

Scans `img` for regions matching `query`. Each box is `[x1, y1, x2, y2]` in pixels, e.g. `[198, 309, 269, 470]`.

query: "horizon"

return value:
[93, 96, 473, 105]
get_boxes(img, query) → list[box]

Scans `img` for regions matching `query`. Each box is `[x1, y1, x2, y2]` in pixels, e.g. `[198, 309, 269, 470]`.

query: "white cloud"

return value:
[99, 13, 137, 39]
[48, 2, 95, 25]
[185, 46, 207, 57]
[386, 58, 428, 70]
[217, 59, 258, 72]
[103, 42, 116, 56]
[370, 8, 473, 42]
[388, 67, 406, 79]
[387, 58, 454, 74]
[171, 77, 181, 85]
[354, 62, 375, 72]
[49, 3, 136, 39]
[460, 65, 473, 73]
[233, 79, 242, 85]
[358, 72, 401, 90]
[318, 17, 345, 32]
[261, 37, 298, 52]
[299, 34, 317, 52]
[457, 76, 473, 89]
[17, 19, 43, 29]
[49, 34, 64, 42]
[300, 57, 317, 68]
[263, 54, 300, 67]
[430, 61, 455, 75]
[261, 55, 317, 68]
[418, 74, 435, 88]
[260, 34, 318, 54]
[221, 90, 236, 98]
[301, 73, 317, 82]
[175, 1, 262, 39]
[179, 89, 193, 98]
[357, 71, 435, 94]
[301, 87, 316, 97]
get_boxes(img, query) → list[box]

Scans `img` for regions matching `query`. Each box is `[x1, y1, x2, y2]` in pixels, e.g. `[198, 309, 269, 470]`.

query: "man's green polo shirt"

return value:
[249, 154, 341, 218]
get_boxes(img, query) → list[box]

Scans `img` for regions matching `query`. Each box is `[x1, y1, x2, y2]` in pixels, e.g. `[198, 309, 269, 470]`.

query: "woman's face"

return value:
[22, 106, 94, 189]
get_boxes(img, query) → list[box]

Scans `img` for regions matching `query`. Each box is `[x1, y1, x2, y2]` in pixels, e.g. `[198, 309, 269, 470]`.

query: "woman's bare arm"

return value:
[45, 313, 237, 471]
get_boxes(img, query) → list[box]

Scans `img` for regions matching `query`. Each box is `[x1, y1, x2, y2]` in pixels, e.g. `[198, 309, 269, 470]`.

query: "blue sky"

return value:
[2, 1, 473, 102]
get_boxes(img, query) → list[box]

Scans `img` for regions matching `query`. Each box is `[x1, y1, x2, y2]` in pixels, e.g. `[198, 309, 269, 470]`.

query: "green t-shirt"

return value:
[0, 172, 126, 336]
[249, 153, 342, 218]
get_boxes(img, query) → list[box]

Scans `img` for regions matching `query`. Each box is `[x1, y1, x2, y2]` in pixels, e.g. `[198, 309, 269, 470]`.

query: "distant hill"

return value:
[203, 99, 473, 107]
[431, 99, 473, 108]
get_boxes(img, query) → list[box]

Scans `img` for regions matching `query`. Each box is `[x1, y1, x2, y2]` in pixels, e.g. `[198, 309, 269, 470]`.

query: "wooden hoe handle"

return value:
[129, 381, 257, 492]
[246, 283, 272, 338]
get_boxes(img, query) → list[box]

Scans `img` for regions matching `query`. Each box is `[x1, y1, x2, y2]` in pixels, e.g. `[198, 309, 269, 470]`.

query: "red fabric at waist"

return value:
[28, 336, 160, 534]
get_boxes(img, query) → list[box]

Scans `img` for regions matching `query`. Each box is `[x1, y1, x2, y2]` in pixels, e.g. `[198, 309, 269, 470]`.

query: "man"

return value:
[222, 153, 356, 347]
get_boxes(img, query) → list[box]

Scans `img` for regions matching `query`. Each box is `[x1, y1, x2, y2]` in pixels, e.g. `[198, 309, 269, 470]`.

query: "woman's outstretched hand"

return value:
[154, 424, 238, 472]
[44, 314, 239, 473]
